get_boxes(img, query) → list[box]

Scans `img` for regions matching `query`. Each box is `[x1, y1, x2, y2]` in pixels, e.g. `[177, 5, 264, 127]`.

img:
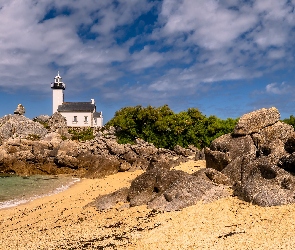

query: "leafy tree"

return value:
[106, 105, 238, 149]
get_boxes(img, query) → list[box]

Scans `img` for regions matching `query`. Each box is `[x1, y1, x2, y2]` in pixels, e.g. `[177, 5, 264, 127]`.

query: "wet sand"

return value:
[1, 160, 295, 249]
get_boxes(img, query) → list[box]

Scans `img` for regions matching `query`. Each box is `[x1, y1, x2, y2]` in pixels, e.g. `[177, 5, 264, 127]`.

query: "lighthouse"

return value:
[50, 72, 103, 127]
[51, 71, 66, 114]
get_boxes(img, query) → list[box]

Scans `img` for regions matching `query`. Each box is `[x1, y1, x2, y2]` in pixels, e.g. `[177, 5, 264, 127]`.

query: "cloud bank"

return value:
[0, 0, 295, 119]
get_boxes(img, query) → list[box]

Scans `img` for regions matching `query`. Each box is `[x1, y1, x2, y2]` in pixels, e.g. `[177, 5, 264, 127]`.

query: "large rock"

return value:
[130, 157, 150, 171]
[203, 107, 295, 208]
[48, 112, 68, 134]
[237, 162, 295, 206]
[83, 155, 121, 178]
[0, 139, 62, 175]
[221, 154, 256, 184]
[195, 148, 205, 160]
[206, 134, 257, 172]
[132, 138, 158, 156]
[0, 115, 48, 141]
[205, 134, 257, 172]
[252, 121, 293, 158]
[127, 167, 231, 211]
[204, 147, 230, 172]
[128, 167, 182, 207]
[210, 134, 256, 158]
[233, 107, 280, 135]
[147, 154, 173, 171]
[105, 139, 127, 155]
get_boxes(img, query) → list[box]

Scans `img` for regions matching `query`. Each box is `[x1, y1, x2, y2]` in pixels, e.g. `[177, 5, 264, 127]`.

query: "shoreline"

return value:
[1, 160, 295, 249]
[0, 175, 81, 210]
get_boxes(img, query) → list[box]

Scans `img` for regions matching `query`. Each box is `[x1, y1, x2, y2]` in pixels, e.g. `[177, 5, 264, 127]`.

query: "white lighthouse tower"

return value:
[51, 71, 66, 114]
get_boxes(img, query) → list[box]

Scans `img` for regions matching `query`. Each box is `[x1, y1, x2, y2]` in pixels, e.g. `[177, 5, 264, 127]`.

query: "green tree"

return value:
[283, 115, 295, 129]
[106, 105, 238, 149]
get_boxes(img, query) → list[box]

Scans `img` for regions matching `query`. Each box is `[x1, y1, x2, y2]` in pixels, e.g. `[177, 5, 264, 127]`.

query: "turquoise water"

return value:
[0, 175, 80, 209]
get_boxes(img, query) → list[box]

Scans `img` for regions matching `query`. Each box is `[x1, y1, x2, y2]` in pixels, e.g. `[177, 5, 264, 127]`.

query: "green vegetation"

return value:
[106, 105, 238, 149]
[40, 122, 50, 129]
[68, 128, 95, 141]
[282, 115, 295, 129]
[60, 135, 68, 141]
[26, 134, 41, 141]
[34, 120, 50, 129]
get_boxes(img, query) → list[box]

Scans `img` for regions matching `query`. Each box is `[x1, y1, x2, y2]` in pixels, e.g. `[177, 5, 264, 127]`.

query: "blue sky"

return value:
[0, 0, 295, 123]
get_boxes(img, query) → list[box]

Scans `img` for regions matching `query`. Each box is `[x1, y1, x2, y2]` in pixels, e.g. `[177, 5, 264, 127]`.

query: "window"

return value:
[73, 116, 78, 123]
[94, 118, 97, 125]
[84, 116, 88, 124]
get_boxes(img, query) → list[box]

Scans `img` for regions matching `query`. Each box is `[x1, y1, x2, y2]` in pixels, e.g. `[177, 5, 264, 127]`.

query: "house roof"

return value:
[57, 102, 95, 112]
[93, 111, 102, 118]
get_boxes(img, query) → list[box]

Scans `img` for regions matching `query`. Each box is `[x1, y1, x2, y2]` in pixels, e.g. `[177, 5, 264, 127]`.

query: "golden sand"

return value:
[1, 160, 295, 249]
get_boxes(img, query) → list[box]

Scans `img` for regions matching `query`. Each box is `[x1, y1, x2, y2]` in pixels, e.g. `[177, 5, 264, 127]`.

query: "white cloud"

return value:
[130, 46, 164, 70]
[159, 0, 257, 49]
[266, 82, 291, 95]
[267, 49, 285, 59]
[0, 0, 294, 112]
[0, 0, 154, 93]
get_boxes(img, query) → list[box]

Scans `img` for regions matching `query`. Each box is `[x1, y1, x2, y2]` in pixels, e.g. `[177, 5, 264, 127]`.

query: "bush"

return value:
[68, 128, 94, 141]
[106, 105, 238, 149]
[283, 115, 295, 129]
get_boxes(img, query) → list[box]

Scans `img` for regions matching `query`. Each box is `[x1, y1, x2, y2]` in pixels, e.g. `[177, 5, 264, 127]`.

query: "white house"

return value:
[51, 72, 103, 127]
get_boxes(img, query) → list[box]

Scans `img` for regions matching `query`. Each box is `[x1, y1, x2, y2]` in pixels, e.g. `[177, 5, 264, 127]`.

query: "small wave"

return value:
[0, 177, 80, 210]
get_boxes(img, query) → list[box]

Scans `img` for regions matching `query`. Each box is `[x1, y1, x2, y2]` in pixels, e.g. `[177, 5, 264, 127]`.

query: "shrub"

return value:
[283, 115, 295, 129]
[68, 128, 94, 141]
[106, 105, 238, 149]
[26, 134, 41, 141]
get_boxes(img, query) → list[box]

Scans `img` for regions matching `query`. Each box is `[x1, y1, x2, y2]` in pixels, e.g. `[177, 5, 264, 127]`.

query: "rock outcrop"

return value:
[0, 114, 48, 142]
[205, 107, 295, 207]
[233, 107, 280, 135]
[90, 107, 295, 211]
[4, 106, 295, 210]
[91, 167, 231, 212]
[48, 112, 68, 133]
[0, 118, 193, 178]
[237, 162, 295, 206]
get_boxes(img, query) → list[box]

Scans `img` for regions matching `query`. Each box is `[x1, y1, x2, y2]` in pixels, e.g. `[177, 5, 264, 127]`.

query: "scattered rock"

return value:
[173, 145, 195, 157]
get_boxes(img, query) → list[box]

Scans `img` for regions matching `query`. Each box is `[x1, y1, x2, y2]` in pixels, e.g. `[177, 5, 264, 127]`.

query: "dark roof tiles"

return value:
[57, 102, 95, 112]
[93, 112, 102, 118]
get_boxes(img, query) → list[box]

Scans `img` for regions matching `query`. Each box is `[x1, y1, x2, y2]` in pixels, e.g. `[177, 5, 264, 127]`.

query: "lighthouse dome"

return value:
[51, 71, 66, 90]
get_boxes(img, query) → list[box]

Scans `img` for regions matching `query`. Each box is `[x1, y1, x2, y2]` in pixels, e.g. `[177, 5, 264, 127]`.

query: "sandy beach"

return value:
[1, 160, 295, 249]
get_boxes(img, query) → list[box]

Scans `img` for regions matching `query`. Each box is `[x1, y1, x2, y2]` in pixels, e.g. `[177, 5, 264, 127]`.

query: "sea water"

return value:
[0, 175, 80, 209]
